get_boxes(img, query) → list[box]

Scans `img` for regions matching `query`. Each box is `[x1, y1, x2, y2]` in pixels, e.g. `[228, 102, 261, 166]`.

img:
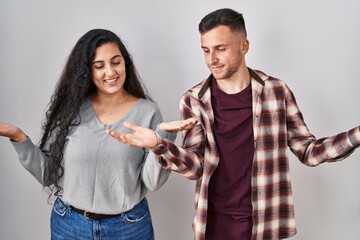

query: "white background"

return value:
[0, 1, 359, 239]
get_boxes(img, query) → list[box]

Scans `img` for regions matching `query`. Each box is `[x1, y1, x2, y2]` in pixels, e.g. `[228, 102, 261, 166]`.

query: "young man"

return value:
[108, 8, 360, 240]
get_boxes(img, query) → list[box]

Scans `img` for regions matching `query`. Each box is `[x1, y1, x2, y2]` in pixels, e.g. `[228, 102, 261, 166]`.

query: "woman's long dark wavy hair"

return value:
[39, 29, 151, 198]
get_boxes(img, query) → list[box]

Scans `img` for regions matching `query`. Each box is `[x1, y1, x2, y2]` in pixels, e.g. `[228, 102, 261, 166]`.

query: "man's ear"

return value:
[241, 39, 249, 55]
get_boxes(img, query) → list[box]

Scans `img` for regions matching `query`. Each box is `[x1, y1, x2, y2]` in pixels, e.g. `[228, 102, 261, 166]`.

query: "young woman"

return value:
[0, 29, 175, 239]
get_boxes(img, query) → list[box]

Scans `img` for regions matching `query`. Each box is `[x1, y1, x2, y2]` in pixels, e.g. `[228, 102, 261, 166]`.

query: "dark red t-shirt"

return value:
[206, 78, 254, 239]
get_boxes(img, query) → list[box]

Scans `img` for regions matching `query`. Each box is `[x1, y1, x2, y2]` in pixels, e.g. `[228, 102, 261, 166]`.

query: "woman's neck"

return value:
[91, 89, 128, 107]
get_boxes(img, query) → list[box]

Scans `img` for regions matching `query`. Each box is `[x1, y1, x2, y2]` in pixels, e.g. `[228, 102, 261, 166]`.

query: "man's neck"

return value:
[215, 68, 251, 94]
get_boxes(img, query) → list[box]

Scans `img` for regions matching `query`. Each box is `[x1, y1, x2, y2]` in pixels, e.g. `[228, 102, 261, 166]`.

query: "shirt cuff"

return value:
[349, 126, 360, 147]
[155, 127, 177, 142]
[10, 137, 33, 153]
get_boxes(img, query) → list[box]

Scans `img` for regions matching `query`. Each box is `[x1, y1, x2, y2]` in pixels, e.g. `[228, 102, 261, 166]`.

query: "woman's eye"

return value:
[112, 62, 121, 65]
[94, 65, 104, 69]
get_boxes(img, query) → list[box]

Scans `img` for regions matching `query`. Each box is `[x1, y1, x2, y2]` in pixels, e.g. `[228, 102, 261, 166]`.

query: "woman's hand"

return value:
[0, 122, 27, 142]
[107, 118, 198, 148]
[107, 122, 158, 148]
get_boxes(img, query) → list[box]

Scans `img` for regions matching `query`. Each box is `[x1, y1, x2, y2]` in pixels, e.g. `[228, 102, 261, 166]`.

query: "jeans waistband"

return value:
[55, 197, 147, 221]
[70, 205, 123, 221]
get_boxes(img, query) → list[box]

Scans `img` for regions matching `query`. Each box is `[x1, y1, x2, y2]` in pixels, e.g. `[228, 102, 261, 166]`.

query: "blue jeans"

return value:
[50, 197, 154, 240]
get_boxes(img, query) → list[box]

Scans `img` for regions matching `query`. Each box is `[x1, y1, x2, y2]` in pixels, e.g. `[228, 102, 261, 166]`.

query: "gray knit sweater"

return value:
[11, 98, 176, 214]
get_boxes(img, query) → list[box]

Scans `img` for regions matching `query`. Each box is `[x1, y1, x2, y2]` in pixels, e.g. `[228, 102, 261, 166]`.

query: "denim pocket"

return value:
[123, 198, 150, 223]
[53, 198, 70, 217]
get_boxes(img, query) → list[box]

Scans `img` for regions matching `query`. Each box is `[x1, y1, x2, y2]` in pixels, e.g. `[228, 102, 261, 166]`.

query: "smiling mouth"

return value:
[104, 77, 118, 84]
[211, 66, 224, 71]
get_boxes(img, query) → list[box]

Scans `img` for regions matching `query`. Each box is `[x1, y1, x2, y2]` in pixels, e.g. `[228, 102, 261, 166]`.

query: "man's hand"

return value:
[159, 118, 198, 133]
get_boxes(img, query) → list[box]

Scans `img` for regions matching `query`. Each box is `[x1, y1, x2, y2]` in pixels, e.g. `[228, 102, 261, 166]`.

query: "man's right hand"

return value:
[159, 118, 198, 133]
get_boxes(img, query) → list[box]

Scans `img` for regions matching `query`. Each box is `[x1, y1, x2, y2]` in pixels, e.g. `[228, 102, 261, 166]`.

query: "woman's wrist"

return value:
[11, 130, 27, 142]
[149, 132, 160, 150]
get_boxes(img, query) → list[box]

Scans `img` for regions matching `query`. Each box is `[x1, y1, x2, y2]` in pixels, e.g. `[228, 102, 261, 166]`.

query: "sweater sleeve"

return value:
[150, 94, 206, 180]
[286, 86, 360, 166]
[11, 137, 55, 186]
[140, 106, 177, 191]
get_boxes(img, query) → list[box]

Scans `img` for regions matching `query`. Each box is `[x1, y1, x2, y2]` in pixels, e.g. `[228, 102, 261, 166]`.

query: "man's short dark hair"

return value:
[198, 8, 247, 36]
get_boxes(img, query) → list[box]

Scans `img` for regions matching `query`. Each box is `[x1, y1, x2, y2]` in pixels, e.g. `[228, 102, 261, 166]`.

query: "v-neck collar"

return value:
[84, 97, 142, 130]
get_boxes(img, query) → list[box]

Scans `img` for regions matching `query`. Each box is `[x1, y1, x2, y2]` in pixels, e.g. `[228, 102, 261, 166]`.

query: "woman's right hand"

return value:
[0, 122, 27, 142]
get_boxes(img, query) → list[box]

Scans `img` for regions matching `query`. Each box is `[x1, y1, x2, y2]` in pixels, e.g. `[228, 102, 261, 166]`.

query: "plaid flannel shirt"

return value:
[152, 68, 360, 240]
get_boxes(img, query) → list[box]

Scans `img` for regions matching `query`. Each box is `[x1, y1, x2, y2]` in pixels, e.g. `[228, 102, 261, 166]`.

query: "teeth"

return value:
[104, 78, 117, 83]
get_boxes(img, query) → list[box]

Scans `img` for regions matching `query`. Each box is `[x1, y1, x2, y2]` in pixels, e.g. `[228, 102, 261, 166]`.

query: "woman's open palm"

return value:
[107, 118, 198, 148]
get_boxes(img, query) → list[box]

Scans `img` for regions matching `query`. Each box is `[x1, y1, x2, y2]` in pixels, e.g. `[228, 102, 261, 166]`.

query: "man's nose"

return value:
[209, 52, 218, 64]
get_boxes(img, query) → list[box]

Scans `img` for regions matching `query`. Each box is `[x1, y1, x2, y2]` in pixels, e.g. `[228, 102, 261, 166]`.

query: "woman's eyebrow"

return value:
[93, 55, 122, 64]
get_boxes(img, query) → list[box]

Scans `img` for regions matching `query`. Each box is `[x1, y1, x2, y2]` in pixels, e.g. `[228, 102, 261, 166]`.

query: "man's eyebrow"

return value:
[93, 55, 122, 64]
[201, 44, 227, 49]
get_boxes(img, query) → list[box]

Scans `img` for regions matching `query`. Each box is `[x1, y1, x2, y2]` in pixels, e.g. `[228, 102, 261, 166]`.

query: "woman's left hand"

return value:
[107, 122, 158, 148]
[107, 118, 198, 148]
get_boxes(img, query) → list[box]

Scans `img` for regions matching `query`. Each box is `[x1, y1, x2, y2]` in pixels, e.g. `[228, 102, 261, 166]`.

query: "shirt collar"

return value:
[198, 67, 265, 99]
